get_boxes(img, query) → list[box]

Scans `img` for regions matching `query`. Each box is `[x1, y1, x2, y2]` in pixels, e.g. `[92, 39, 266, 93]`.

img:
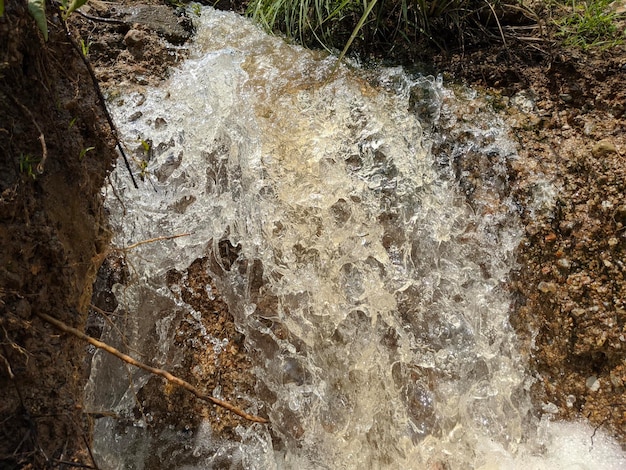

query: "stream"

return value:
[85, 7, 626, 469]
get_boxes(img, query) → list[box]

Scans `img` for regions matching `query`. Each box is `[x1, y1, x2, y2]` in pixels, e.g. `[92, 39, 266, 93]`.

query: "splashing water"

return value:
[86, 7, 626, 470]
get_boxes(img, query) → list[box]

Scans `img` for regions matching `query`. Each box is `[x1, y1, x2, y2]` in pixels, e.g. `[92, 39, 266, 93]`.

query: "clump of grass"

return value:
[247, 0, 514, 58]
[19, 153, 41, 180]
[555, 0, 625, 49]
[247, 0, 360, 51]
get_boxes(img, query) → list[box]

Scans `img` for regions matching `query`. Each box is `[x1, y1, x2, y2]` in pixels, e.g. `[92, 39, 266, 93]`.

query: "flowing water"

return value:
[86, 7, 626, 469]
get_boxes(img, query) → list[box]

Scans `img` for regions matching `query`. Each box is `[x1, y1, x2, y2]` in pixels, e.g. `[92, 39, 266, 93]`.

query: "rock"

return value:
[557, 258, 571, 269]
[586, 376, 601, 392]
[538, 281, 557, 293]
[559, 93, 573, 103]
[114, 5, 193, 45]
[124, 29, 149, 49]
[542, 402, 559, 413]
[592, 139, 618, 157]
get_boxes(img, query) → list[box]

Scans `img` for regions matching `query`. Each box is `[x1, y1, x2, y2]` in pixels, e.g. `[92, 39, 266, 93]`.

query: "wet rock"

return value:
[559, 93, 573, 103]
[538, 281, 557, 293]
[586, 376, 600, 392]
[128, 111, 143, 122]
[556, 258, 571, 269]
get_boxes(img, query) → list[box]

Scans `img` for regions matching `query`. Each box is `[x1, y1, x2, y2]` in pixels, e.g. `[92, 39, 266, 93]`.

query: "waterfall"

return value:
[85, 7, 626, 470]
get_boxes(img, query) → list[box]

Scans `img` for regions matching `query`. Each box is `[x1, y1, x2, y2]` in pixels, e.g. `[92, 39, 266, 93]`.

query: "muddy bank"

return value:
[442, 43, 626, 443]
[0, 2, 118, 467]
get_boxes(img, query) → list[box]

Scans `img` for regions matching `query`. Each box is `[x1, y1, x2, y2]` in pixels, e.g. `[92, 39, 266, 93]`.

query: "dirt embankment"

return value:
[0, 2, 117, 467]
[499, 53, 626, 441]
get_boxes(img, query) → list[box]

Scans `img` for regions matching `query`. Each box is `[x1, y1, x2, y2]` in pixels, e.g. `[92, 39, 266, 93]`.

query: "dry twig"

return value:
[36, 312, 268, 424]
[121, 233, 192, 252]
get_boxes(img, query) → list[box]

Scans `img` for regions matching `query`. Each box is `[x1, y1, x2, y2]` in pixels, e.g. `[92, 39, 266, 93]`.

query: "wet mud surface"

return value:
[444, 42, 626, 443]
[0, 2, 117, 467]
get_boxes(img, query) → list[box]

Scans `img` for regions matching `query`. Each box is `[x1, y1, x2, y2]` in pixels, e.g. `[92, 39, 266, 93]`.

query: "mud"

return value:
[0, 2, 118, 467]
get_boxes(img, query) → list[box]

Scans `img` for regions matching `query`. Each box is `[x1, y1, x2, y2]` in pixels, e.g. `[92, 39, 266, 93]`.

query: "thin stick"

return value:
[122, 233, 192, 252]
[54, 4, 139, 189]
[76, 10, 127, 25]
[37, 312, 269, 424]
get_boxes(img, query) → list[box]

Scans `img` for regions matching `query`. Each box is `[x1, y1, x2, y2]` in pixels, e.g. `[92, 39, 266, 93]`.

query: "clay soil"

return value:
[1, 0, 625, 468]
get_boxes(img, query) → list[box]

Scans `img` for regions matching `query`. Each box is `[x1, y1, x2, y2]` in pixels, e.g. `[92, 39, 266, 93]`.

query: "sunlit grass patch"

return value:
[247, 0, 505, 53]
[555, 0, 625, 49]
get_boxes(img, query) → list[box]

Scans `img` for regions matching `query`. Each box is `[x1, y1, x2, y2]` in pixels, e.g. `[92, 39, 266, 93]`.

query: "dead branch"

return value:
[37, 312, 269, 424]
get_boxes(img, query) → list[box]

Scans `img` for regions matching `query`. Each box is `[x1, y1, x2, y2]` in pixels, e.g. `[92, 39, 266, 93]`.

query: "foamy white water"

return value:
[86, 7, 626, 469]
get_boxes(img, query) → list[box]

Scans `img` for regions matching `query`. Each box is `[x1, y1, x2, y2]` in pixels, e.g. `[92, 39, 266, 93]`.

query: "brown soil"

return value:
[501, 53, 626, 442]
[1, 1, 625, 468]
[0, 1, 118, 468]
[434, 32, 626, 444]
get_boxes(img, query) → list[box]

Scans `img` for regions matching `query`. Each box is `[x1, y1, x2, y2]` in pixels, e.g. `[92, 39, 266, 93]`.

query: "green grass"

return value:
[555, 0, 625, 49]
[247, 0, 505, 53]
[247, 0, 360, 51]
[247, 0, 626, 57]
[19, 153, 41, 180]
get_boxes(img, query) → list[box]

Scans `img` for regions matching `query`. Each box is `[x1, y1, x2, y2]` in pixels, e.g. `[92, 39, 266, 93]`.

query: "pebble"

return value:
[542, 402, 559, 413]
[592, 140, 618, 157]
[128, 111, 143, 122]
[538, 281, 557, 293]
[586, 376, 600, 392]
[124, 29, 149, 49]
[557, 258, 571, 269]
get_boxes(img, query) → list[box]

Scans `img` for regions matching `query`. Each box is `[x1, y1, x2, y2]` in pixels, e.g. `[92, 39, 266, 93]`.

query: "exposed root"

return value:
[9, 96, 48, 174]
[36, 312, 269, 424]
[1, 324, 30, 379]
